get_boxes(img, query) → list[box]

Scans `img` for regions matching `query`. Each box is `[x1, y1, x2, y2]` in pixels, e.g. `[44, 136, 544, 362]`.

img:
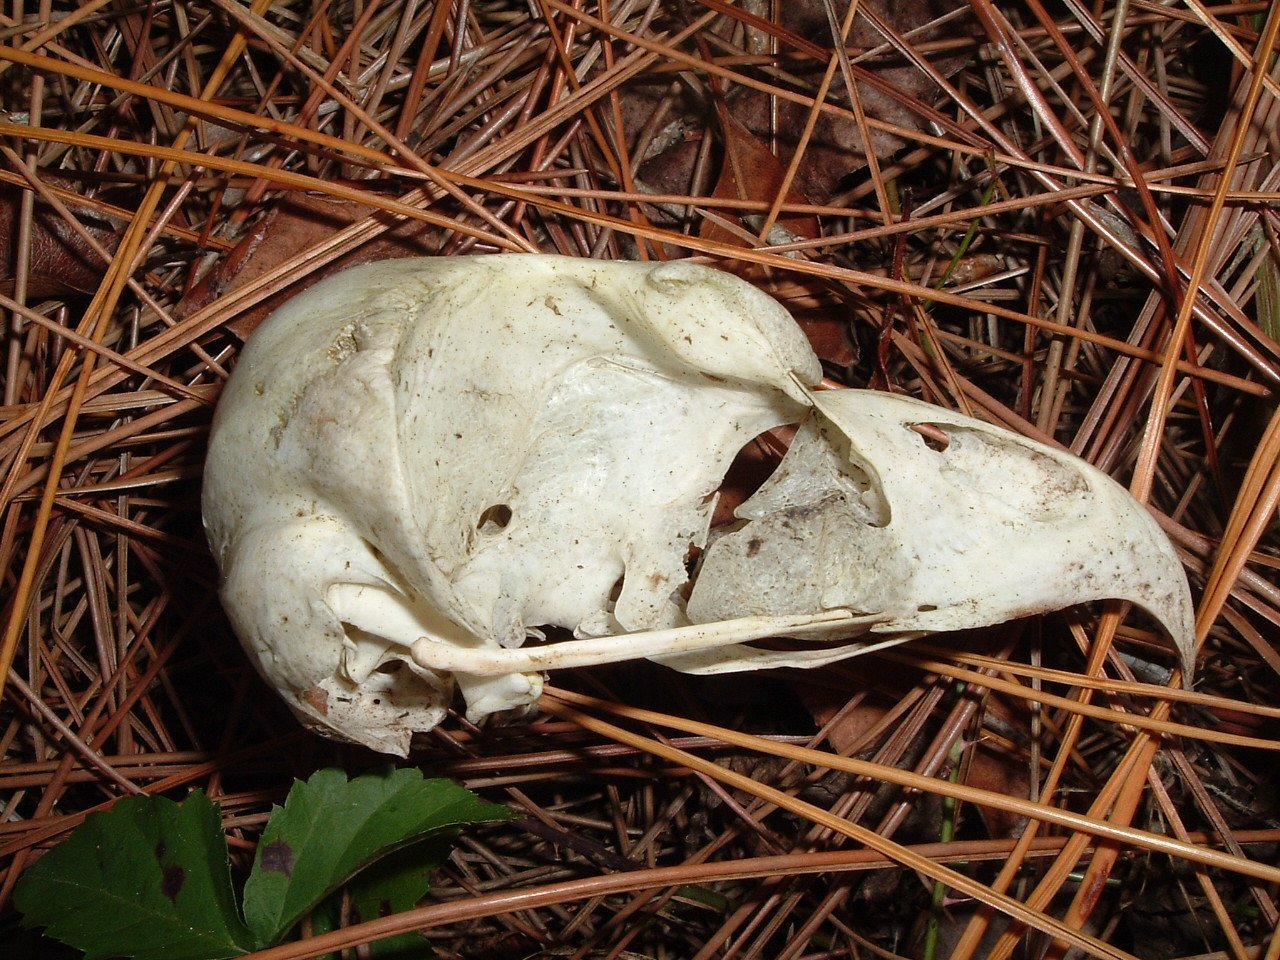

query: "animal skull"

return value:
[203, 255, 1193, 755]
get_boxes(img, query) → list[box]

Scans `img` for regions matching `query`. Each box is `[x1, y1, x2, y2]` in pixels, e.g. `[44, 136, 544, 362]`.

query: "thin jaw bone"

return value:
[409, 610, 883, 675]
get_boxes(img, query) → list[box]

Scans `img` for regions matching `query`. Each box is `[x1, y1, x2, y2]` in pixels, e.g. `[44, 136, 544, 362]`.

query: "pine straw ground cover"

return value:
[2, 1, 1280, 958]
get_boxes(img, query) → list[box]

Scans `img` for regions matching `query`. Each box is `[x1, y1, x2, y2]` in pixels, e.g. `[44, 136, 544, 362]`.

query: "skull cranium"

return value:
[203, 255, 1193, 755]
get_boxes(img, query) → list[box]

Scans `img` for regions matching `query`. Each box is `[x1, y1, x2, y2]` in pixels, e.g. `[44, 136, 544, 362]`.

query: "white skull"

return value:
[203, 255, 1193, 755]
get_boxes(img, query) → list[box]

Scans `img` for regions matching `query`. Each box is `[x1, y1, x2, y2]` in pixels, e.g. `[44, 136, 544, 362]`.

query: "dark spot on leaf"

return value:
[379, 899, 394, 917]
[160, 865, 185, 903]
[261, 840, 294, 876]
[154, 841, 166, 861]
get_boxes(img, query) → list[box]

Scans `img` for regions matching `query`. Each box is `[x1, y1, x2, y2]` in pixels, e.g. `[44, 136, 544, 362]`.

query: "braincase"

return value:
[386, 257, 819, 644]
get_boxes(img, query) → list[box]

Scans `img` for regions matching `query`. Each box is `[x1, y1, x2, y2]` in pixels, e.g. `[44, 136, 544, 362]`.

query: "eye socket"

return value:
[909, 423, 950, 453]
[477, 503, 513, 533]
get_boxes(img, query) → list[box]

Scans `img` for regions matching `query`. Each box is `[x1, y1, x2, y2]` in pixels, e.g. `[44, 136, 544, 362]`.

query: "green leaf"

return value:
[312, 834, 455, 959]
[242, 767, 511, 947]
[14, 791, 253, 960]
[352, 835, 455, 957]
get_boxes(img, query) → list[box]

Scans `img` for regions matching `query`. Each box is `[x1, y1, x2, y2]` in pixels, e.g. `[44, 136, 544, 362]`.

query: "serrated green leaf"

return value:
[242, 767, 511, 947]
[14, 791, 253, 960]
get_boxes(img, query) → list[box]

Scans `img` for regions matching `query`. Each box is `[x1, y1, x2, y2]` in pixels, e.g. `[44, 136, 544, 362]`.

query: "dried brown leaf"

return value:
[632, 0, 970, 202]
[177, 191, 445, 339]
[699, 108, 822, 246]
[0, 180, 120, 299]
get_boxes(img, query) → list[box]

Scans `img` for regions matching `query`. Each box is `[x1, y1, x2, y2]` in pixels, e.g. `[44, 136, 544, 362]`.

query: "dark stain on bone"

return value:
[301, 685, 329, 716]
